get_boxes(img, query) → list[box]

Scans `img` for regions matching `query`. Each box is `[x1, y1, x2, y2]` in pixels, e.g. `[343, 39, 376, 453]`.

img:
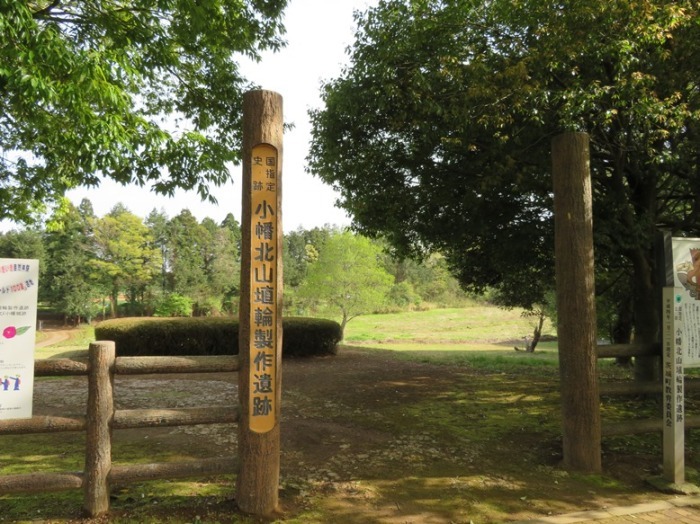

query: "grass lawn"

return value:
[344, 304, 556, 344]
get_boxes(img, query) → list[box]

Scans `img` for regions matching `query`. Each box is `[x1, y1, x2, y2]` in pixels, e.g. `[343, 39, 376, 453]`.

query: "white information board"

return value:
[670, 237, 700, 367]
[0, 259, 39, 420]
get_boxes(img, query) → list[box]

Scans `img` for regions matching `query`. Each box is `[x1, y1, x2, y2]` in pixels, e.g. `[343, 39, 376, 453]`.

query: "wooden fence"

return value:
[597, 343, 700, 436]
[3, 339, 697, 516]
[0, 341, 240, 517]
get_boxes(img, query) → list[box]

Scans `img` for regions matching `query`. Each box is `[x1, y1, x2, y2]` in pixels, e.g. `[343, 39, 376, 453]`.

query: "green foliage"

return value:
[0, 1, 287, 221]
[387, 280, 421, 310]
[297, 231, 394, 333]
[154, 293, 193, 317]
[283, 226, 333, 288]
[96, 317, 236, 356]
[91, 205, 162, 316]
[42, 200, 102, 322]
[6, 203, 476, 322]
[384, 252, 469, 308]
[166, 209, 208, 296]
[282, 317, 342, 357]
[308, 0, 700, 340]
[95, 317, 341, 357]
[0, 226, 47, 296]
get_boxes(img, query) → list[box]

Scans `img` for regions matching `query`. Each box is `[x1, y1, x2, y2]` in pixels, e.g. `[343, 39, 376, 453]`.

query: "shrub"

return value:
[94, 317, 342, 358]
[281, 317, 342, 357]
[154, 293, 193, 317]
[387, 281, 421, 309]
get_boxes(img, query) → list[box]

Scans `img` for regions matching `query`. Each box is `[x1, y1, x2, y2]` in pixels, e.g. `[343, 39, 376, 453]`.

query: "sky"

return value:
[64, 0, 378, 232]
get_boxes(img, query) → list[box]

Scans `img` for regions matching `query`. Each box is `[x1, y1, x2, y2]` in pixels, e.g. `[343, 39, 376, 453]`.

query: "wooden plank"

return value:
[35, 357, 89, 376]
[0, 415, 86, 434]
[109, 457, 236, 485]
[114, 407, 239, 429]
[596, 343, 660, 359]
[0, 472, 82, 494]
[115, 355, 239, 375]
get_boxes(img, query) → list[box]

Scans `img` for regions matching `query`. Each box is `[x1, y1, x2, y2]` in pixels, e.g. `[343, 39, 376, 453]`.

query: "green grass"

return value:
[343, 303, 555, 346]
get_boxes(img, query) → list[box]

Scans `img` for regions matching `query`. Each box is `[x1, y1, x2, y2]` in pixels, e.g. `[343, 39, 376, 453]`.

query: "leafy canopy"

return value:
[0, 0, 287, 221]
[308, 0, 700, 323]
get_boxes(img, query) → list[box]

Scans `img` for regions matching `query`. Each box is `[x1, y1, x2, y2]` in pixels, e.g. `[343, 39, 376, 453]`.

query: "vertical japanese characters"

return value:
[248, 144, 279, 433]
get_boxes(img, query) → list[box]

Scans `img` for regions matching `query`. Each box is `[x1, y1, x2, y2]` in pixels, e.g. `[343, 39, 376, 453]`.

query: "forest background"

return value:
[0, 199, 481, 339]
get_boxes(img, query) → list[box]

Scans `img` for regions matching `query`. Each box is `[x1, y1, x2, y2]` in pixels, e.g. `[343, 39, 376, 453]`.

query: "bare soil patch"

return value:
[24, 341, 687, 523]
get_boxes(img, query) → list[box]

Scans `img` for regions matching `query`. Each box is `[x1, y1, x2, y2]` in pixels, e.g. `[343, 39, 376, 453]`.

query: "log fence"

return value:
[597, 342, 700, 436]
[0, 338, 693, 516]
[0, 341, 240, 517]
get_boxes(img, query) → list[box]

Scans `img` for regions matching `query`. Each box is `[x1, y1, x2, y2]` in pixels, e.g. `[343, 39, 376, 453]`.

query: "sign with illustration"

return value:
[0, 259, 39, 420]
[248, 143, 279, 433]
[669, 237, 700, 367]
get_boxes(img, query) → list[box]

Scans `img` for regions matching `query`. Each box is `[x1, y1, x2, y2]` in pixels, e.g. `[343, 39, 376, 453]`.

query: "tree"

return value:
[0, 226, 46, 298]
[382, 250, 468, 307]
[145, 208, 170, 295]
[297, 231, 393, 335]
[165, 209, 207, 303]
[308, 0, 700, 371]
[284, 226, 332, 287]
[91, 205, 161, 316]
[43, 200, 101, 323]
[0, 1, 287, 221]
[0, 227, 45, 261]
[200, 216, 240, 314]
[283, 226, 333, 314]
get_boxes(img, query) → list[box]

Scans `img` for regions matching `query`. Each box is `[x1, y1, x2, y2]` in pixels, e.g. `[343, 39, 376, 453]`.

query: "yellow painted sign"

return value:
[248, 144, 279, 433]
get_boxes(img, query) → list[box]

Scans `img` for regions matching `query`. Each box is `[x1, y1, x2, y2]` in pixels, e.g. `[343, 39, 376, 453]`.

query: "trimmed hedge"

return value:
[94, 317, 342, 358]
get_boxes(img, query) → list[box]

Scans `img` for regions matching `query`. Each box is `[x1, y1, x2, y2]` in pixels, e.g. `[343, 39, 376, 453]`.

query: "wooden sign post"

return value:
[236, 90, 283, 516]
[662, 287, 685, 485]
[658, 235, 700, 487]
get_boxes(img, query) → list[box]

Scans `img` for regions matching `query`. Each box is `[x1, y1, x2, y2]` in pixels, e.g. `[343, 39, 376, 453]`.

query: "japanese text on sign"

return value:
[0, 259, 39, 421]
[671, 238, 700, 366]
[249, 144, 278, 433]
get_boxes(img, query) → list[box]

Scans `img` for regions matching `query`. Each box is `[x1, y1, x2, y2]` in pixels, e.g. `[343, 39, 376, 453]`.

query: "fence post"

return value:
[552, 132, 602, 473]
[236, 89, 284, 516]
[83, 341, 115, 517]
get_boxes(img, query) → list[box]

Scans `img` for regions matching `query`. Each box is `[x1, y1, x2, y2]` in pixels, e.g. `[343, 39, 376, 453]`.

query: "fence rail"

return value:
[595, 341, 700, 437]
[0, 342, 240, 517]
[596, 342, 660, 359]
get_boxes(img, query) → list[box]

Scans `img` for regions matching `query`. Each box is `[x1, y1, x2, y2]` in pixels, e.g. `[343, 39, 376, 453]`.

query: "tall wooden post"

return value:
[552, 132, 602, 473]
[83, 341, 115, 517]
[236, 90, 283, 516]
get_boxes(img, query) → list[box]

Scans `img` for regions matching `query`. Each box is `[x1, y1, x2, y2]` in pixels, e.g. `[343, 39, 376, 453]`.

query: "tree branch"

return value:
[30, 0, 61, 19]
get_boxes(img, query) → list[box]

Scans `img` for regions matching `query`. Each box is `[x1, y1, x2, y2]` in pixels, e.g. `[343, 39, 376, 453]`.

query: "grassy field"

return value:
[344, 303, 556, 348]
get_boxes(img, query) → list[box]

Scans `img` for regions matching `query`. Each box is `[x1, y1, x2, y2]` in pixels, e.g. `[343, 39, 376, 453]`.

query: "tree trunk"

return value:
[527, 312, 545, 352]
[109, 288, 118, 318]
[552, 132, 602, 473]
[630, 247, 661, 381]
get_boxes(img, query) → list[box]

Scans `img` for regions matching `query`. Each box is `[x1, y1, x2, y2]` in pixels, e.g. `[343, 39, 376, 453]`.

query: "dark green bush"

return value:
[94, 317, 342, 358]
[281, 317, 342, 357]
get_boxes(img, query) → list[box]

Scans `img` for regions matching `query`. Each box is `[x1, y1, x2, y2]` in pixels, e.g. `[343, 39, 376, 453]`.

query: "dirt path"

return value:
[36, 328, 72, 348]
